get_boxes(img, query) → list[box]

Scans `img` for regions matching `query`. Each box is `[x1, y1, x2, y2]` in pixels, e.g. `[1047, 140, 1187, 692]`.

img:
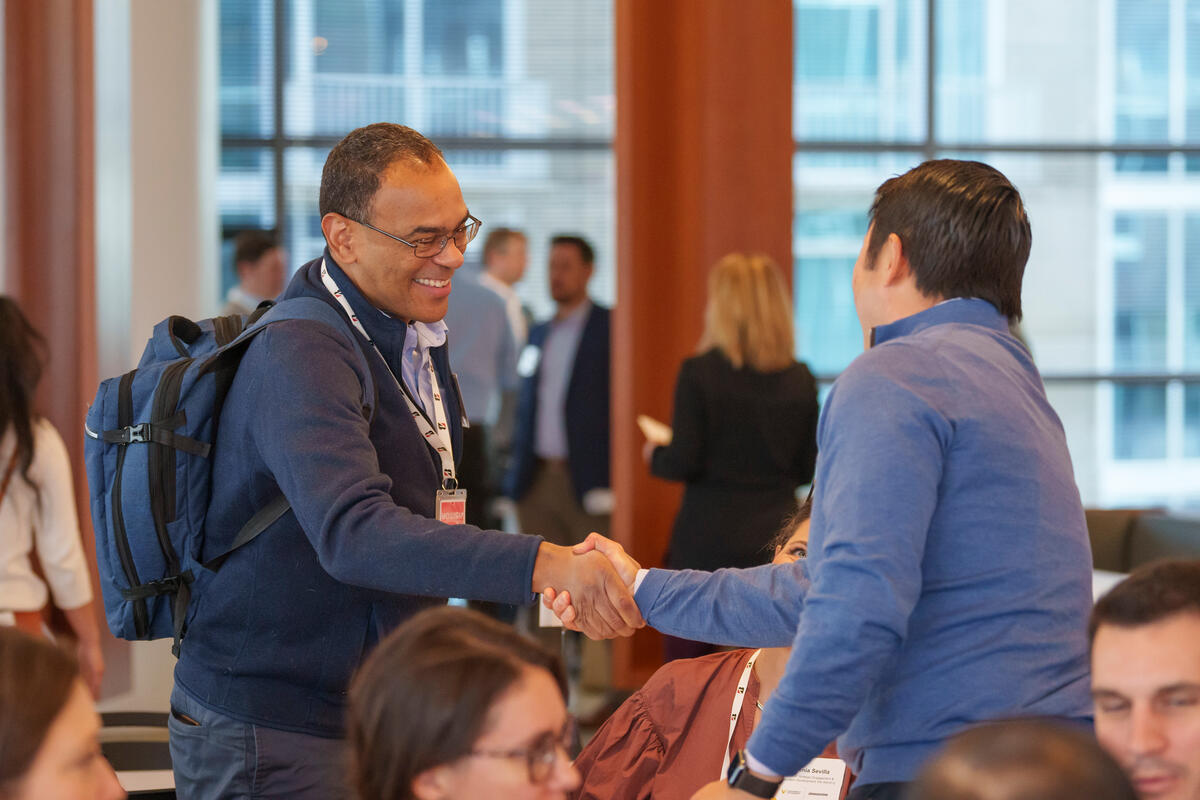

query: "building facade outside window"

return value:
[792, 0, 1200, 509]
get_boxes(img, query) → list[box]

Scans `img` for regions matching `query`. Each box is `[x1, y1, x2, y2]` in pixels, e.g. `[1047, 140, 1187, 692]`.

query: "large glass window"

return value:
[794, 0, 1200, 508]
[219, 0, 614, 320]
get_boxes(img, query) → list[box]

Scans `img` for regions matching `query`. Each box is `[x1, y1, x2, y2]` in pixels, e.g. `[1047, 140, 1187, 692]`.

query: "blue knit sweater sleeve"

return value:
[243, 320, 542, 604]
[635, 563, 808, 647]
[745, 342, 951, 775]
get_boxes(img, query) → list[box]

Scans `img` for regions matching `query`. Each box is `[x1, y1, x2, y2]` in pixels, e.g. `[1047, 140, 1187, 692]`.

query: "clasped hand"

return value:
[537, 533, 643, 639]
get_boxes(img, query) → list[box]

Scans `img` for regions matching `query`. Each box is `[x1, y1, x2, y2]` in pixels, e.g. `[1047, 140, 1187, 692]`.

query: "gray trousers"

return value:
[168, 686, 349, 800]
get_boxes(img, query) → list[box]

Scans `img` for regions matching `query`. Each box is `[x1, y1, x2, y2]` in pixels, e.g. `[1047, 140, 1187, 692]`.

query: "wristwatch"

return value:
[726, 750, 783, 798]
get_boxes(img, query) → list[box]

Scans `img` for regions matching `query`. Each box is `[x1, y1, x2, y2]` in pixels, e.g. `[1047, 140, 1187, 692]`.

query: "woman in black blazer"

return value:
[646, 253, 819, 661]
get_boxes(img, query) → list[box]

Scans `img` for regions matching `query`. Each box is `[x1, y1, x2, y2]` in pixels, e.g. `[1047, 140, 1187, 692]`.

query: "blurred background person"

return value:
[478, 228, 531, 508]
[479, 227, 531, 348]
[222, 229, 286, 316]
[0, 297, 104, 697]
[572, 500, 846, 800]
[907, 718, 1137, 800]
[644, 252, 818, 662]
[347, 606, 579, 800]
[445, 249, 520, 533]
[506, 234, 611, 545]
[0, 627, 126, 800]
[504, 235, 612, 687]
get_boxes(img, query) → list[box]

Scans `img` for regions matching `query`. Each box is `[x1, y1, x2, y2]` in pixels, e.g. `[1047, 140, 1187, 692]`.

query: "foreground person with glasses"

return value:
[348, 606, 580, 800]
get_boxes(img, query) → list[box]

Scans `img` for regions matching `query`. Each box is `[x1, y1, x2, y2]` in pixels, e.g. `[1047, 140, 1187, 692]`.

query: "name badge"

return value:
[776, 757, 848, 798]
[436, 489, 468, 526]
[517, 344, 541, 378]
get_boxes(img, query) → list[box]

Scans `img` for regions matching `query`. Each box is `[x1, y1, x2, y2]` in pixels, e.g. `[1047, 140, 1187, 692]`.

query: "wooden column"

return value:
[612, 0, 794, 685]
[4, 0, 112, 683]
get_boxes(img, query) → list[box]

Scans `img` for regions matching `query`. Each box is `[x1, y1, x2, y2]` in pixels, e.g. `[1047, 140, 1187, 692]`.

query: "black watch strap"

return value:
[726, 750, 783, 798]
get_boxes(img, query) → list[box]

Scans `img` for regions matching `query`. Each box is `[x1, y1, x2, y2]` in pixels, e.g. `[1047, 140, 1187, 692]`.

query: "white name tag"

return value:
[517, 344, 541, 378]
[776, 757, 848, 798]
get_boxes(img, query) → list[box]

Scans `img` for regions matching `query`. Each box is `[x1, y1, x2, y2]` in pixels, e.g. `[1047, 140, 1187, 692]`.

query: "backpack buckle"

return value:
[127, 423, 149, 443]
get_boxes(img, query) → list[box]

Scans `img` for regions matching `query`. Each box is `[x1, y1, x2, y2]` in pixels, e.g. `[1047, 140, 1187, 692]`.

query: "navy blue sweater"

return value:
[174, 253, 542, 736]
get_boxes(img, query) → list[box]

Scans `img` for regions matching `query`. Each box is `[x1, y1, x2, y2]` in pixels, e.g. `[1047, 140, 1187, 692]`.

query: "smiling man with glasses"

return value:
[167, 123, 641, 800]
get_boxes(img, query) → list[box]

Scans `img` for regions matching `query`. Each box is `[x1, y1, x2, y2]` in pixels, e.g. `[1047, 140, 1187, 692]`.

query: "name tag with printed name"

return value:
[436, 489, 468, 526]
[776, 757, 848, 798]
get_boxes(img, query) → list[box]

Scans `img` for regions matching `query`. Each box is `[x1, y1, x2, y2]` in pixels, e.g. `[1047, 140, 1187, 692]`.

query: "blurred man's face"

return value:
[548, 243, 592, 308]
[240, 246, 287, 300]
[1092, 611, 1200, 800]
[495, 237, 528, 285]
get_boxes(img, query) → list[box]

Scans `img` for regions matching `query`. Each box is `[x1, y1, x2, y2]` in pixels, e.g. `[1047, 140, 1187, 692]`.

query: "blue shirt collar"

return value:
[870, 298, 1008, 347]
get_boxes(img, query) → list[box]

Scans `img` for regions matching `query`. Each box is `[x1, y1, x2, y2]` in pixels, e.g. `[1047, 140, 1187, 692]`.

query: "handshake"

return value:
[532, 533, 646, 639]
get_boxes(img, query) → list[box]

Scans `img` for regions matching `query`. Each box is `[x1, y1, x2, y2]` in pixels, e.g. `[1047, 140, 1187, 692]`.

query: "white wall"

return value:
[94, 0, 218, 713]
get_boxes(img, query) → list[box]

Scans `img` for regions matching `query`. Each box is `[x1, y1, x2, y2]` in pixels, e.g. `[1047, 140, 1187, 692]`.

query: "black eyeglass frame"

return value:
[349, 213, 482, 258]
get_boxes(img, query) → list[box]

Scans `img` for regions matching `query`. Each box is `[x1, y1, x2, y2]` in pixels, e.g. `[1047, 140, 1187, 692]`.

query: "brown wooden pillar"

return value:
[612, 0, 794, 686]
[4, 0, 110, 679]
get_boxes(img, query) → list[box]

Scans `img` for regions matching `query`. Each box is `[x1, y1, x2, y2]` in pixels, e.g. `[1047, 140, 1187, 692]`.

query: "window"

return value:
[793, 0, 1200, 508]
[218, 0, 614, 321]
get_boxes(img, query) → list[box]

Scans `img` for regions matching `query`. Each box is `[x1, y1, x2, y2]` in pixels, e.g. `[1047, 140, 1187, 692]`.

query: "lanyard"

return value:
[720, 649, 762, 779]
[320, 260, 457, 489]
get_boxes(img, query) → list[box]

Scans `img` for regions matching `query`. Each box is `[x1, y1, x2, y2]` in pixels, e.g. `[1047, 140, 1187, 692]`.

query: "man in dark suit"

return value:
[506, 234, 611, 552]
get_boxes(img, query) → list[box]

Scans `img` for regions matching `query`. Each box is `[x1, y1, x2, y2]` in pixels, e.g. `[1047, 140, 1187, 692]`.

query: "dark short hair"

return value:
[0, 628, 79, 792]
[866, 159, 1031, 321]
[550, 234, 595, 266]
[908, 718, 1138, 800]
[319, 123, 445, 222]
[483, 228, 527, 262]
[347, 607, 566, 800]
[768, 494, 813, 554]
[232, 229, 278, 268]
[1089, 558, 1200, 644]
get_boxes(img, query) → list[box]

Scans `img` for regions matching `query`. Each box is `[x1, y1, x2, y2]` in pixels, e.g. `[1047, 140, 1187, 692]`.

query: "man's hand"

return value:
[532, 542, 644, 639]
[574, 532, 641, 583]
[542, 533, 642, 630]
[691, 782, 756, 799]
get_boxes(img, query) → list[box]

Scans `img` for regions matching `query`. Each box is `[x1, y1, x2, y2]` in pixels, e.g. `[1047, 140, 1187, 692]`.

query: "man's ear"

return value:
[411, 764, 455, 800]
[321, 213, 357, 265]
[876, 232, 912, 287]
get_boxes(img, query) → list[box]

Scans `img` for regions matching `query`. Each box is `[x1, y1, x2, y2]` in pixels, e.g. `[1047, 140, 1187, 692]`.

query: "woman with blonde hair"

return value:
[645, 253, 818, 661]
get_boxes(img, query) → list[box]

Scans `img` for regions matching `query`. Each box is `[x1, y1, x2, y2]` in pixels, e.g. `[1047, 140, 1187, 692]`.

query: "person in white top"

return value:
[0, 297, 104, 696]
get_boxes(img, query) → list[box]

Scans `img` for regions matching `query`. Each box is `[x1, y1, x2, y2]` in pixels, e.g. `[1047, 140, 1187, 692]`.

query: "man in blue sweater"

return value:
[167, 123, 641, 799]
[551, 160, 1093, 800]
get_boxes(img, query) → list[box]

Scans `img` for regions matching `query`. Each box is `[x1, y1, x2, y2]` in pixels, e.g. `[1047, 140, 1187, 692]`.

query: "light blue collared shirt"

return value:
[534, 300, 592, 459]
[399, 319, 448, 420]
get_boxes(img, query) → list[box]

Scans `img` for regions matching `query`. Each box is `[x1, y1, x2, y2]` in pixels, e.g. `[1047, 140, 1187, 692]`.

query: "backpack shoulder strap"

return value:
[201, 295, 379, 573]
[234, 296, 378, 420]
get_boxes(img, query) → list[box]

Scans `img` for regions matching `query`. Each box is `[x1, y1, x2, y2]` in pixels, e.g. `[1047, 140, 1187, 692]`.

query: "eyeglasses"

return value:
[351, 214, 482, 258]
[467, 719, 575, 784]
